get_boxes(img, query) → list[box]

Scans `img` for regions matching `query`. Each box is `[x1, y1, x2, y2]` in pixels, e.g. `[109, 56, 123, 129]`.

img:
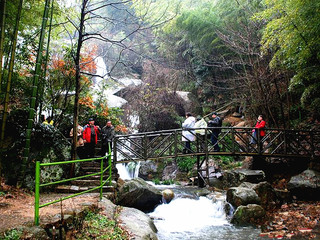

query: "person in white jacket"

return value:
[195, 116, 208, 151]
[182, 112, 196, 153]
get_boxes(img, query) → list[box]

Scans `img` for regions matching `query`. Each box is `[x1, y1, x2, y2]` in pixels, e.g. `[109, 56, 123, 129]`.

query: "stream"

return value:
[117, 162, 264, 240]
[148, 185, 263, 240]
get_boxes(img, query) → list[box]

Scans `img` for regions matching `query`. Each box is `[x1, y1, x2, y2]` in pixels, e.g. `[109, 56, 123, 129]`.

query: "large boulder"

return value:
[116, 178, 163, 212]
[139, 160, 160, 180]
[226, 187, 260, 208]
[287, 169, 320, 200]
[239, 181, 280, 209]
[101, 198, 158, 240]
[162, 162, 178, 181]
[118, 207, 158, 240]
[231, 204, 265, 226]
[222, 169, 265, 188]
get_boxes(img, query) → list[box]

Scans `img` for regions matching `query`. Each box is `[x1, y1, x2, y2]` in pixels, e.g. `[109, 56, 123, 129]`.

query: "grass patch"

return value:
[0, 229, 23, 240]
[72, 210, 130, 240]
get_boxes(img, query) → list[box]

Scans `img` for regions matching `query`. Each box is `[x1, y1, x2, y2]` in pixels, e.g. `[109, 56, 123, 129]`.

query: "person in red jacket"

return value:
[83, 118, 100, 158]
[250, 115, 266, 147]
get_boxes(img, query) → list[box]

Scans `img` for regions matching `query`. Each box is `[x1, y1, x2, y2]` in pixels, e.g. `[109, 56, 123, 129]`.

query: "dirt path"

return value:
[0, 188, 100, 233]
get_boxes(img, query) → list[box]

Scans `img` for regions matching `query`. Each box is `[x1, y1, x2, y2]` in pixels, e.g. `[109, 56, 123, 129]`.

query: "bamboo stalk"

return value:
[20, 0, 51, 185]
[0, 0, 23, 147]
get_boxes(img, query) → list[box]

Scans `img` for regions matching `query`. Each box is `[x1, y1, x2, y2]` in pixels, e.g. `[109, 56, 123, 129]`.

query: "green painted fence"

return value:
[34, 147, 112, 226]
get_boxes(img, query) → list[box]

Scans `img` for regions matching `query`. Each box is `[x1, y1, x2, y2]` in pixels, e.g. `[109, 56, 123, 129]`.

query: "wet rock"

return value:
[195, 188, 211, 197]
[226, 187, 260, 208]
[287, 169, 320, 200]
[118, 207, 158, 240]
[162, 162, 179, 181]
[231, 204, 265, 226]
[162, 189, 175, 203]
[101, 198, 158, 240]
[139, 160, 159, 180]
[239, 181, 280, 209]
[116, 178, 162, 212]
[222, 169, 265, 188]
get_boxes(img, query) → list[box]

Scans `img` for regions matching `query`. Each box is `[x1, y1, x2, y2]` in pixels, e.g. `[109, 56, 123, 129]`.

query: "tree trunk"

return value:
[70, 0, 88, 177]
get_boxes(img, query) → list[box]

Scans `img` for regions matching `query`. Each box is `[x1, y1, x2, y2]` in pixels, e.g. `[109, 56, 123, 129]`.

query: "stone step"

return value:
[55, 185, 115, 193]
[81, 166, 102, 172]
[71, 179, 103, 186]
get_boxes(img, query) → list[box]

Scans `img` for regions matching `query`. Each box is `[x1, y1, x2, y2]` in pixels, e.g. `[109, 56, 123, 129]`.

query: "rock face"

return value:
[222, 169, 265, 188]
[117, 178, 163, 212]
[231, 204, 265, 226]
[139, 160, 160, 180]
[119, 207, 158, 240]
[287, 169, 320, 200]
[101, 198, 158, 240]
[239, 181, 280, 209]
[226, 187, 260, 208]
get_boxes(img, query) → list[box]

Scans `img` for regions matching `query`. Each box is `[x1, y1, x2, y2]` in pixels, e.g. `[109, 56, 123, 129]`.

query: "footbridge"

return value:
[112, 127, 320, 186]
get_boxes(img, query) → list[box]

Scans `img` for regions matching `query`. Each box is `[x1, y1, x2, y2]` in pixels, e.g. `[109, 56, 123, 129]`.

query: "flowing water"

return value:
[117, 163, 263, 240]
[148, 185, 263, 240]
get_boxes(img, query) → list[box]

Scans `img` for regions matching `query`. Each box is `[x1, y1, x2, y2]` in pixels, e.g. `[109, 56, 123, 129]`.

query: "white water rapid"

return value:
[148, 186, 262, 240]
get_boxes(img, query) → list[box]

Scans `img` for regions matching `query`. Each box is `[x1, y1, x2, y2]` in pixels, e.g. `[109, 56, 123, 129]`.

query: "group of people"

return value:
[70, 118, 115, 159]
[182, 112, 266, 153]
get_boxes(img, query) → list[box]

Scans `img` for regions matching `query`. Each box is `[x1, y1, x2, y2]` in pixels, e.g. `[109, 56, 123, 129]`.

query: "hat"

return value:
[88, 118, 94, 121]
[211, 112, 218, 115]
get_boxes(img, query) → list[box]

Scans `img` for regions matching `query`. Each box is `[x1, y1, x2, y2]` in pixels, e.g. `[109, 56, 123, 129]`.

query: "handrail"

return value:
[113, 127, 320, 163]
[115, 127, 317, 138]
[34, 144, 112, 226]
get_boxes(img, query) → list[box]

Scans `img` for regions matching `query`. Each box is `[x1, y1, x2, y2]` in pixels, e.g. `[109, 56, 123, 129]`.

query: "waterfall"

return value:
[116, 161, 141, 180]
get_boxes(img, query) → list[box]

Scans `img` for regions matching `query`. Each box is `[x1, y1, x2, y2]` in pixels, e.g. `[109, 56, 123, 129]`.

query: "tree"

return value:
[255, 0, 320, 121]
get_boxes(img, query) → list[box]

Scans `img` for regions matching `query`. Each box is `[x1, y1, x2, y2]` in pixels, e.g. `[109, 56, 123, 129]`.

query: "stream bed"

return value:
[148, 185, 263, 240]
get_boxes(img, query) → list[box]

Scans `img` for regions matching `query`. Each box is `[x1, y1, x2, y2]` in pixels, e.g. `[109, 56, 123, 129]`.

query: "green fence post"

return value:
[108, 142, 112, 186]
[100, 157, 103, 201]
[34, 161, 40, 226]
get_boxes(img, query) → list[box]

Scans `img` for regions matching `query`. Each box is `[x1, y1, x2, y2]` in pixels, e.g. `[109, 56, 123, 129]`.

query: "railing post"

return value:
[34, 161, 40, 226]
[257, 128, 261, 154]
[174, 130, 178, 158]
[100, 157, 103, 201]
[144, 134, 147, 160]
[113, 137, 117, 166]
[231, 127, 235, 154]
[108, 142, 112, 186]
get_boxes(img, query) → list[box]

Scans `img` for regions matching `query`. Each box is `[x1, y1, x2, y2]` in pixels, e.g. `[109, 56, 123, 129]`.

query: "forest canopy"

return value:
[0, 0, 319, 184]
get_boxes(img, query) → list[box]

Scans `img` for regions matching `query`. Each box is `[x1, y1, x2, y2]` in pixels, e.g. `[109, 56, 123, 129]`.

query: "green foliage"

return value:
[176, 156, 196, 172]
[162, 179, 175, 185]
[153, 178, 161, 185]
[0, 229, 23, 240]
[217, 156, 242, 170]
[152, 178, 176, 185]
[255, 0, 320, 119]
[2, 109, 71, 188]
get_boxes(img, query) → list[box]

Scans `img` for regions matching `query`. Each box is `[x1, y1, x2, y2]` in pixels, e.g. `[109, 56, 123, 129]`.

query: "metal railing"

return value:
[113, 127, 320, 162]
[34, 148, 112, 225]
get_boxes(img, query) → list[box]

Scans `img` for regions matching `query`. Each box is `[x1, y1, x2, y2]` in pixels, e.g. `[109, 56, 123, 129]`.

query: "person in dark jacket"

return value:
[100, 120, 115, 156]
[208, 112, 222, 152]
[82, 118, 100, 158]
